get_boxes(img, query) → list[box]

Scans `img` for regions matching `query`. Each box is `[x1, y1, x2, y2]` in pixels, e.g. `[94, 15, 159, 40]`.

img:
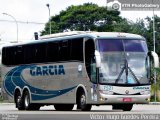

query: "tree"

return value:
[145, 16, 160, 54]
[113, 16, 160, 53]
[41, 3, 160, 55]
[41, 3, 122, 35]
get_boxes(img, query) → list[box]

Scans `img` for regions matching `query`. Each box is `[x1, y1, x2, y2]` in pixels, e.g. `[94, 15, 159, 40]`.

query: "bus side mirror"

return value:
[149, 51, 159, 68]
[95, 50, 101, 68]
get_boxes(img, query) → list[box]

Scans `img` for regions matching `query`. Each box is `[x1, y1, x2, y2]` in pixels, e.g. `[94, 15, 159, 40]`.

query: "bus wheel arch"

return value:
[76, 86, 92, 111]
[14, 88, 24, 110]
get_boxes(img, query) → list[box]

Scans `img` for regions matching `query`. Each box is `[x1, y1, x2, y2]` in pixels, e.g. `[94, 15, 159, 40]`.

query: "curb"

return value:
[0, 103, 14, 105]
[149, 102, 160, 105]
[1, 102, 160, 105]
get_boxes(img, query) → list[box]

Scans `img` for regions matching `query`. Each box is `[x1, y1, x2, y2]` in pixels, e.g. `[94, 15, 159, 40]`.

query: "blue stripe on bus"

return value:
[3, 65, 77, 100]
[31, 86, 76, 100]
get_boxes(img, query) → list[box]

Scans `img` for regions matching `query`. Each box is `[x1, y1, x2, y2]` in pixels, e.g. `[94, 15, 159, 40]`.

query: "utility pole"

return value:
[46, 4, 51, 34]
[3, 13, 18, 42]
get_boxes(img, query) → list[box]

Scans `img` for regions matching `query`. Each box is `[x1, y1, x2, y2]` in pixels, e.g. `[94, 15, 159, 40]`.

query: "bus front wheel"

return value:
[112, 104, 133, 111]
[77, 92, 92, 111]
[122, 104, 133, 111]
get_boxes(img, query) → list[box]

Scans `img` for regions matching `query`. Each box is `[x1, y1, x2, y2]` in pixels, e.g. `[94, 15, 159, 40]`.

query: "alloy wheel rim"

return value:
[24, 95, 29, 107]
[80, 94, 86, 105]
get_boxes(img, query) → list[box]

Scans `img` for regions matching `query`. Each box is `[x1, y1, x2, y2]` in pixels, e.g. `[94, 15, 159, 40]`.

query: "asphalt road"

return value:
[0, 103, 160, 120]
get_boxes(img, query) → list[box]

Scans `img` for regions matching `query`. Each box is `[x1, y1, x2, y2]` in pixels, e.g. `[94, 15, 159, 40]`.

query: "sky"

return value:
[0, 0, 160, 42]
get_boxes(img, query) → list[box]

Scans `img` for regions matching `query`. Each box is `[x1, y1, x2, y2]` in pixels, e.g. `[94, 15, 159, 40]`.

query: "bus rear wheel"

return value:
[15, 91, 24, 110]
[54, 104, 74, 111]
[78, 92, 92, 111]
[23, 91, 40, 110]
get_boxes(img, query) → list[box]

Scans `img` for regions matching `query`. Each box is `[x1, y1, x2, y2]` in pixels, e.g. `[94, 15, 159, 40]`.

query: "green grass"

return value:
[150, 95, 160, 102]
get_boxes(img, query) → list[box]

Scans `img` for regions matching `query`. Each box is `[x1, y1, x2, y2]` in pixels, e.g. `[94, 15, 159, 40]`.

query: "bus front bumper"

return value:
[98, 94, 150, 104]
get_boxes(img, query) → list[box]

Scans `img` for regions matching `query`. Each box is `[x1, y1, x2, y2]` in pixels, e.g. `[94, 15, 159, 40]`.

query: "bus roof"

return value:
[2, 31, 145, 48]
[40, 31, 145, 40]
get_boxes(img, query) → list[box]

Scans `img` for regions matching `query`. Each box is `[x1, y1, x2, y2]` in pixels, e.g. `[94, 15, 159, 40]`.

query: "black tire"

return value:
[112, 104, 133, 111]
[122, 104, 133, 111]
[23, 91, 40, 110]
[15, 92, 24, 110]
[54, 104, 74, 111]
[78, 92, 92, 111]
[31, 105, 41, 110]
[112, 104, 122, 110]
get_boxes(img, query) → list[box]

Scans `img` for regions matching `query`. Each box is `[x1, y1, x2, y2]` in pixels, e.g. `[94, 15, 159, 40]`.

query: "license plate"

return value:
[123, 98, 132, 102]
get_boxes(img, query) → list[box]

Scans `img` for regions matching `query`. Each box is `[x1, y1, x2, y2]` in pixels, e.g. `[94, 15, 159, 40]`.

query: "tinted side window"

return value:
[2, 47, 16, 65]
[59, 40, 71, 61]
[71, 38, 83, 61]
[24, 45, 36, 64]
[35, 43, 47, 63]
[46, 42, 59, 62]
[14, 46, 24, 65]
[2, 47, 7, 65]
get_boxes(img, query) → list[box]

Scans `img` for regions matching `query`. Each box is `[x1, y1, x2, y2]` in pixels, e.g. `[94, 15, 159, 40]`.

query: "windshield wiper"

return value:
[115, 65, 125, 84]
[115, 59, 128, 84]
[115, 59, 140, 84]
[125, 59, 128, 84]
[128, 67, 140, 84]
[115, 40, 140, 84]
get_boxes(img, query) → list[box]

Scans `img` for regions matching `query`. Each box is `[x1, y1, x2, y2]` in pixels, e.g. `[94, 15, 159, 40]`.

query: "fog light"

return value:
[100, 97, 105, 101]
[145, 98, 150, 102]
[99, 97, 108, 101]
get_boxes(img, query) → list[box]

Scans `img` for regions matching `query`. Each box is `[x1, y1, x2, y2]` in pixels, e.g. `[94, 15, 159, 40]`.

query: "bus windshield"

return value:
[98, 39, 149, 85]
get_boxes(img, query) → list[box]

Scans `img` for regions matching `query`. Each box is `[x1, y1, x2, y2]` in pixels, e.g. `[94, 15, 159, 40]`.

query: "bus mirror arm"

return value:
[95, 50, 101, 68]
[148, 51, 159, 68]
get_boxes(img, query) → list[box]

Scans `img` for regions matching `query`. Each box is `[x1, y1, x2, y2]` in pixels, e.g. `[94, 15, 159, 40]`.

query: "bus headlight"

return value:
[100, 97, 108, 101]
[140, 90, 150, 95]
[100, 97, 105, 101]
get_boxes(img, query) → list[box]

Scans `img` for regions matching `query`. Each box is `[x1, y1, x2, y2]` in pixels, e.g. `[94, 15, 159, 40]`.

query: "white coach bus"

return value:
[1, 31, 159, 111]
